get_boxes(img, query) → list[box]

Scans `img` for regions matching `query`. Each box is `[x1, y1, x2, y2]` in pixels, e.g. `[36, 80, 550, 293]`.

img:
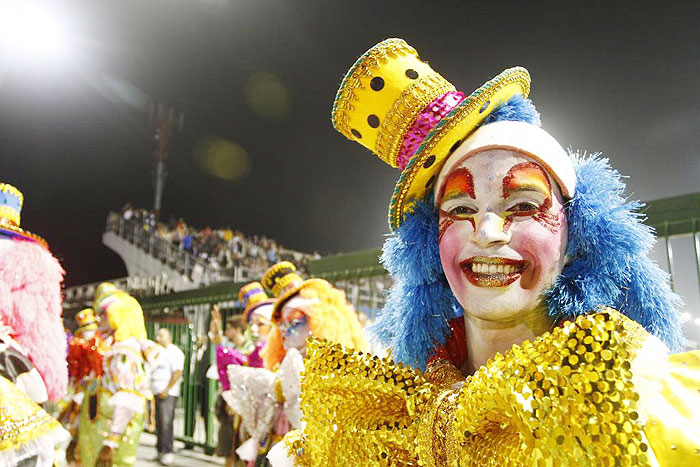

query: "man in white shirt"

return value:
[152, 328, 185, 465]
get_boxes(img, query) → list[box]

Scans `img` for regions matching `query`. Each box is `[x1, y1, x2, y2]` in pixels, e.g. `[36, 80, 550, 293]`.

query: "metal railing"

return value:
[106, 213, 227, 285]
[63, 273, 172, 306]
[106, 212, 315, 285]
[145, 303, 238, 453]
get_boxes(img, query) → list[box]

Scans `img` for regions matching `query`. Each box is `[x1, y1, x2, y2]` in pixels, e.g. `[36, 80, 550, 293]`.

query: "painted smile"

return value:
[459, 256, 527, 287]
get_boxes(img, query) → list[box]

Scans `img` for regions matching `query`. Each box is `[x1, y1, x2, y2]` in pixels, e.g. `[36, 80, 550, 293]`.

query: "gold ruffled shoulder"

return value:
[293, 309, 696, 466]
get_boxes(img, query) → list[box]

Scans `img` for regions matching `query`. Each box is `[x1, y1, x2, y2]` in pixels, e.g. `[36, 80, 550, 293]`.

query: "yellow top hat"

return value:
[261, 261, 326, 322]
[0, 183, 48, 248]
[332, 38, 530, 230]
[75, 308, 98, 333]
[238, 281, 275, 323]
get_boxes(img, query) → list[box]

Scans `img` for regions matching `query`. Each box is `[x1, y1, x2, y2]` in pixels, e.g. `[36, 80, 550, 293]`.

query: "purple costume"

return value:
[216, 341, 265, 390]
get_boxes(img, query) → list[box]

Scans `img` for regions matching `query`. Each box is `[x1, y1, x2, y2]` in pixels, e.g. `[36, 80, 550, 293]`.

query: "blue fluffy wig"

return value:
[371, 95, 685, 370]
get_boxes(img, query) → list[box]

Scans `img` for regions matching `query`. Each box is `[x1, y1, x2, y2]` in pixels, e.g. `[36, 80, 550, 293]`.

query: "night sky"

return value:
[1, 1, 699, 286]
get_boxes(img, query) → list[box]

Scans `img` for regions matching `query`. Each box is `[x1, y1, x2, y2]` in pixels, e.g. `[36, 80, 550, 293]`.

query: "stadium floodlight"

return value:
[0, 0, 75, 68]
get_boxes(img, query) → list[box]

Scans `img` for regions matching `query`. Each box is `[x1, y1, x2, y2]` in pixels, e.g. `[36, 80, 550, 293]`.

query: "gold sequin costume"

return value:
[0, 375, 68, 467]
[287, 309, 700, 466]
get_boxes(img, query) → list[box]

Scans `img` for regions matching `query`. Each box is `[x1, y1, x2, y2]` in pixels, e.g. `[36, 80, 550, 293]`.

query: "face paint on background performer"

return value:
[225, 262, 368, 465]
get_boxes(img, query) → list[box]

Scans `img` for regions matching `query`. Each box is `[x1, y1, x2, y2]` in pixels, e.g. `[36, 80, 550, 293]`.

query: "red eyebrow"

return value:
[438, 167, 475, 203]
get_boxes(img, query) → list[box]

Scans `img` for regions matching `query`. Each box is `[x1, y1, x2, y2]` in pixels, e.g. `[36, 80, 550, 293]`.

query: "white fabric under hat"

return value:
[434, 120, 576, 202]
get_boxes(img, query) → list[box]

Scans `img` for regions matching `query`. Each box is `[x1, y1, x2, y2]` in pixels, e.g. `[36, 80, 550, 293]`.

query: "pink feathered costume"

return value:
[0, 238, 68, 401]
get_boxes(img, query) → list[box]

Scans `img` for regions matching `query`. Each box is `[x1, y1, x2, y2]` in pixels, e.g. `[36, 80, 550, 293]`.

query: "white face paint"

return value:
[437, 149, 568, 322]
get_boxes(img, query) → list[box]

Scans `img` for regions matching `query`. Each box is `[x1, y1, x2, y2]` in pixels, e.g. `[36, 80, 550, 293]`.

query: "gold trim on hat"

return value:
[332, 39, 417, 154]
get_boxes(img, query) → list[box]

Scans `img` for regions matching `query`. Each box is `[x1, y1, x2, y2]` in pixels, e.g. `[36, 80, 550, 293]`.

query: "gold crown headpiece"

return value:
[0, 183, 48, 248]
[75, 308, 98, 333]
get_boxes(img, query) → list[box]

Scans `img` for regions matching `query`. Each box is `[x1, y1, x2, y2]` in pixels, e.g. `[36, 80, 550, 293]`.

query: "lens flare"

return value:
[245, 72, 291, 119]
[194, 137, 250, 181]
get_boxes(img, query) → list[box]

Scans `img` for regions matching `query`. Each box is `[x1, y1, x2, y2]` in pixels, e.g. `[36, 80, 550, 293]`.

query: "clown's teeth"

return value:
[470, 263, 522, 274]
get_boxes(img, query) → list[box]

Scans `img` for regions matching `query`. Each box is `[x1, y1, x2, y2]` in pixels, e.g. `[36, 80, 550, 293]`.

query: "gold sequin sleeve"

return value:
[297, 338, 451, 466]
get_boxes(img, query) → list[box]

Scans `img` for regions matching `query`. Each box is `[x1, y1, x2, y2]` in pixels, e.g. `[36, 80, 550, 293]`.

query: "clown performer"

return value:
[260, 261, 368, 369]
[64, 308, 107, 459]
[75, 283, 160, 467]
[273, 39, 700, 466]
[0, 182, 70, 465]
[208, 282, 272, 467]
[228, 262, 367, 466]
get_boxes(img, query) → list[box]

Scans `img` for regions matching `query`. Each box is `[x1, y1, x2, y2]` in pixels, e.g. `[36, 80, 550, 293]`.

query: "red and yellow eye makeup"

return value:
[502, 161, 551, 200]
[439, 167, 475, 203]
[438, 168, 476, 240]
[502, 161, 560, 232]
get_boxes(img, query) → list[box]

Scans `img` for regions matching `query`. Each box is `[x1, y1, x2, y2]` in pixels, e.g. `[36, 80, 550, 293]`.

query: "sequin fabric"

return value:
[0, 375, 63, 450]
[67, 335, 105, 384]
[396, 91, 466, 170]
[295, 309, 653, 466]
[217, 345, 247, 391]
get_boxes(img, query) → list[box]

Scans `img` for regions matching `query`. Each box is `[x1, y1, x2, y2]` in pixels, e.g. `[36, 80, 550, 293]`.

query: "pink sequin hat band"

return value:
[396, 91, 467, 170]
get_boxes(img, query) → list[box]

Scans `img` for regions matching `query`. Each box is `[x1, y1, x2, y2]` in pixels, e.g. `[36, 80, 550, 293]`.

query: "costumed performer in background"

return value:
[0, 182, 70, 465]
[65, 307, 106, 461]
[227, 262, 367, 466]
[208, 282, 272, 467]
[76, 283, 160, 467]
[274, 38, 699, 466]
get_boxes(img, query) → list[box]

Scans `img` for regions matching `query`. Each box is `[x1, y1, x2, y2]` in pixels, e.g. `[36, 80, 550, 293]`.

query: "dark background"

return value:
[1, 0, 698, 286]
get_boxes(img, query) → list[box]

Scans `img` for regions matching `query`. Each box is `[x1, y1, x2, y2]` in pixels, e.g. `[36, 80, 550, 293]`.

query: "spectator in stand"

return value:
[110, 204, 319, 279]
[151, 328, 185, 466]
[121, 203, 134, 221]
[182, 231, 194, 253]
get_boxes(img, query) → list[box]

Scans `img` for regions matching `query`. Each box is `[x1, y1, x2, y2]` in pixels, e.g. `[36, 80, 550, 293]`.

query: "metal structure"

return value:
[150, 104, 184, 221]
[105, 213, 231, 285]
[140, 284, 242, 452]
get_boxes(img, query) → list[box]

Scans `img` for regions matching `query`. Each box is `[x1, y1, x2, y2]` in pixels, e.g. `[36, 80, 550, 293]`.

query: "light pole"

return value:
[150, 103, 184, 221]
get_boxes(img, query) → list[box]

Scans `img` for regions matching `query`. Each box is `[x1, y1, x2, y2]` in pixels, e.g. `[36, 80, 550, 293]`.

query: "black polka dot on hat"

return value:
[423, 155, 436, 168]
[370, 77, 384, 91]
[405, 69, 419, 79]
[425, 174, 436, 188]
[367, 114, 380, 128]
[351, 129, 362, 139]
[449, 139, 462, 153]
[480, 100, 490, 113]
